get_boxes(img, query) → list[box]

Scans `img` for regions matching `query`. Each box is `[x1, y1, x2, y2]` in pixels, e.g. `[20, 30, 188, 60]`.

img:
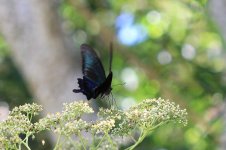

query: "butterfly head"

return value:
[103, 71, 113, 95]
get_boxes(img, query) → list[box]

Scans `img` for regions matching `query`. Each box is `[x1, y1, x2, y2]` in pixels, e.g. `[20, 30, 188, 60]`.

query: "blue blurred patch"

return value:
[115, 12, 147, 46]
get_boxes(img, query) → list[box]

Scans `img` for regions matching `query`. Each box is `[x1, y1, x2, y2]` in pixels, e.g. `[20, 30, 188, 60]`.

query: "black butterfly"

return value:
[73, 44, 113, 100]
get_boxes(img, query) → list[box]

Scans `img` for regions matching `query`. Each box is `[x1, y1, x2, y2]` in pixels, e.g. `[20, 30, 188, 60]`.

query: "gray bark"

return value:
[208, 0, 226, 42]
[208, 0, 226, 149]
[0, 0, 85, 113]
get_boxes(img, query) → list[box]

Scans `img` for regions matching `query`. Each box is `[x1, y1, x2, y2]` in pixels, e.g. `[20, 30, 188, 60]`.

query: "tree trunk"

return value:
[0, 0, 84, 113]
[208, 0, 226, 42]
[208, 0, 226, 149]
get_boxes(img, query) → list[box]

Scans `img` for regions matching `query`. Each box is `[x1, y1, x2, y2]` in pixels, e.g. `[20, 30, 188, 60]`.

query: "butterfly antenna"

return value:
[109, 42, 113, 73]
[112, 82, 126, 87]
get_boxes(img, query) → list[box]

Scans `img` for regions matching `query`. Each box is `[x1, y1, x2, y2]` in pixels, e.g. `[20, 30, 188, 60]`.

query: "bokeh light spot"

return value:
[157, 50, 172, 65]
[73, 30, 87, 45]
[0, 101, 9, 122]
[115, 12, 147, 46]
[185, 128, 201, 144]
[115, 12, 134, 29]
[181, 44, 196, 60]
[121, 97, 136, 110]
[117, 24, 147, 46]
[120, 67, 139, 91]
[146, 10, 161, 24]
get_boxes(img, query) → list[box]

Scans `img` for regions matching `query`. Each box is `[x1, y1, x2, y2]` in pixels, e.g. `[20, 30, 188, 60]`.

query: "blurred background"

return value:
[0, 0, 226, 149]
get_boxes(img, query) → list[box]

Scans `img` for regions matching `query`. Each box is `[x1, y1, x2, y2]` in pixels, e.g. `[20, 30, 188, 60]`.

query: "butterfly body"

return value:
[73, 44, 113, 100]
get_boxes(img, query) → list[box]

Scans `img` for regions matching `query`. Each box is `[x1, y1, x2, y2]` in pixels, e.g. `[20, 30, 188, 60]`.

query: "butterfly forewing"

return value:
[81, 44, 106, 85]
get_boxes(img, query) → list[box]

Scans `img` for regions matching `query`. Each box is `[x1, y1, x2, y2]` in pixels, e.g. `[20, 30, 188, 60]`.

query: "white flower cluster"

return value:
[0, 103, 43, 149]
[36, 101, 94, 136]
[58, 119, 88, 136]
[10, 103, 43, 116]
[0, 98, 187, 149]
[92, 119, 115, 134]
[108, 98, 187, 136]
[62, 101, 94, 120]
[35, 113, 61, 131]
[128, 98, 188, 128]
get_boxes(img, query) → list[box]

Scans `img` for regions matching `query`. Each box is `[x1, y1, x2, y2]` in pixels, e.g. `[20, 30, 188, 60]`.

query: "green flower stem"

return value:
[95, 134, 107, 149]
[106, 133, 115, 147]
[20, 133, 32, 150]
[25, 134, 30, 146]
[91, 132, 96, 148]
[125, 122, 167, 150]
[147, 122, 164, 133]
[77, 132, 87, 150]
[130, 135, 137, 143]
[125, 130, 147, 150]
[21, 139, 31, 150]
[53, 134, 61, 150]
[18, 143, 21, 150]
[68, 137, 78, 149]
[29, 113, 33, 122]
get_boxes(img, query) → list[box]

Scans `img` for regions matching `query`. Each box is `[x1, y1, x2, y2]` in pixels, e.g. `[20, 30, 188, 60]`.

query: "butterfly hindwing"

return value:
[73, 76, 98, 100]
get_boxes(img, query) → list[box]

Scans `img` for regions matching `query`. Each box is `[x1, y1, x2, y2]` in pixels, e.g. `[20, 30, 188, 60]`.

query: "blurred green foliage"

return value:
[0, 36, 32, 108]
[0, 0, 225, 149]
[0, 36, 52, 149]
[59, 0, 224, 149]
